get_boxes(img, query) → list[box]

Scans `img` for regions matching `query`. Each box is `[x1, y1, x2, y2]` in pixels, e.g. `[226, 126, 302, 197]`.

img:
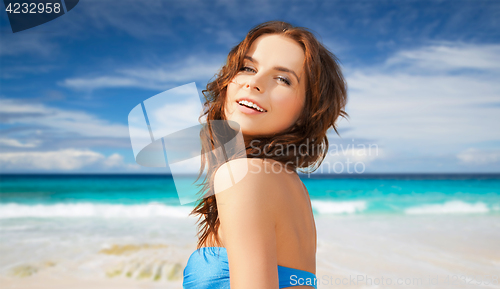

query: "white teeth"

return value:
[238, 100, 266, 112]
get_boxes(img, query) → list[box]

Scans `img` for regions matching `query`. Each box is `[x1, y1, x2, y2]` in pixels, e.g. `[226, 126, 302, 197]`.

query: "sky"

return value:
[0, 0, 499, 174]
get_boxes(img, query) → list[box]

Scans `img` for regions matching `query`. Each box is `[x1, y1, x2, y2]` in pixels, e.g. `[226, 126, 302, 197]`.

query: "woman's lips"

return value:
[236, 102, 266, 115]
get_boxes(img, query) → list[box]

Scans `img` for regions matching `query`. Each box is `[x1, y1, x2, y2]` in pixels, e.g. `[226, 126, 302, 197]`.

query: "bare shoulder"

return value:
[213, 158, 294, 216]
[214, 158, 294, 196]
[213, 157, 292, 288]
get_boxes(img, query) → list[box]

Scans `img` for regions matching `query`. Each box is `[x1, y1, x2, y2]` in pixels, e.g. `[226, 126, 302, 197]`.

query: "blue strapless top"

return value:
[183, 247, 317, 289]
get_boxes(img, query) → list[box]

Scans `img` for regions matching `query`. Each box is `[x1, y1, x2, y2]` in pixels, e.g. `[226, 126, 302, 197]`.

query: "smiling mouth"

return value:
[236, 100, 267, 112]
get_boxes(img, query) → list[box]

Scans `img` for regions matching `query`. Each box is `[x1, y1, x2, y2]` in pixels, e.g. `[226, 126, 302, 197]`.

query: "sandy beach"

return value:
[1, 214, 498, 289]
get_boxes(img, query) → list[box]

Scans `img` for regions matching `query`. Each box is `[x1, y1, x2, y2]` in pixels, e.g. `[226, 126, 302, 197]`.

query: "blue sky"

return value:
[1, 0, 499, 174]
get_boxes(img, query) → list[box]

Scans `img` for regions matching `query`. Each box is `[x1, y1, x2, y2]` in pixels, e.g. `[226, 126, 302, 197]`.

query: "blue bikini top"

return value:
[183, 247, 317, 289]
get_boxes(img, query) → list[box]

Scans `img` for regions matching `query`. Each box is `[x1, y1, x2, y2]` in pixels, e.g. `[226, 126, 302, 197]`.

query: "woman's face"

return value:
[225, 34, 306, 140]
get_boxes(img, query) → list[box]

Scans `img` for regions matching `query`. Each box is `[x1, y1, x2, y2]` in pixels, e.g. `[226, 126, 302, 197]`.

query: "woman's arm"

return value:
[214, 158, 281, 289]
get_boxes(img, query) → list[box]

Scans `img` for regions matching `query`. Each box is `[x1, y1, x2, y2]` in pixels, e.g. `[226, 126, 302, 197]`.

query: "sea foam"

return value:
[0, 203, 193, 219]
[404, 200, 489, 215]
[311, 200, 367, 214]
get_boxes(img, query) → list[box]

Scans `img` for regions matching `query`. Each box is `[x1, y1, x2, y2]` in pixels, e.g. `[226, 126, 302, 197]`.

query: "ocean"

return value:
[1, 173, 499, 288]
[1, 174, 499, 218]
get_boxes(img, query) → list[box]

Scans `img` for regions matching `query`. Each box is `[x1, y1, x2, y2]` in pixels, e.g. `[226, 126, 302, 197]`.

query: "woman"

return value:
[183, 20, 348, 289]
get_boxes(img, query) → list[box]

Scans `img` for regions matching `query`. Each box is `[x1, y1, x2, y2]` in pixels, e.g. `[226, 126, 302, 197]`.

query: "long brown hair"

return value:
[190, 20, 348, 249]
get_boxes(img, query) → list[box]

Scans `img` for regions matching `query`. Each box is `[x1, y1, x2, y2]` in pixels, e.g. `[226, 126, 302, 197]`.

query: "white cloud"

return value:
[0, 138, 41, 148]
[102, 153, 134, 168]
[1, 64, 59, 79]
[60, 76, 141, 90]
[0, 149, 138, 170]
[384, 42, 500, 72]
[0, 94, 207, 172]
[0, 34, 59, 57]
[457, 148, 500, 165]
[315, 146, 385, 174]
[59, 55, 224, 91]
[341, 42, 500, 161]
[67, 0, 176, 39]
[0, 98, 129, 138]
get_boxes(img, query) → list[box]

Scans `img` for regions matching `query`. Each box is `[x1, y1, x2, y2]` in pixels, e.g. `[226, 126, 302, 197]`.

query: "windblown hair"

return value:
[190, 20, 348, 249]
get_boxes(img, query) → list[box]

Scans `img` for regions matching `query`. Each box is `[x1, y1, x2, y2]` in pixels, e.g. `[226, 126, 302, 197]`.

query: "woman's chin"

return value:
[225, 116, 279, 138]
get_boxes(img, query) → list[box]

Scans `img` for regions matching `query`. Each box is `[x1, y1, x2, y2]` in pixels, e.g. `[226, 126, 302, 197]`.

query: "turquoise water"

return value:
[303, 176, 500, 215]
[0, 174, 179, 205]
[0, 174, 499, 217]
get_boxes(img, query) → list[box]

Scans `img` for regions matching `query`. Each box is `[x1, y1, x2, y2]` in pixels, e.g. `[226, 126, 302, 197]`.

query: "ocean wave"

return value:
[311, 200, 367, 214]
[405, 200, 489, 215]
[0, 203, 193, 219]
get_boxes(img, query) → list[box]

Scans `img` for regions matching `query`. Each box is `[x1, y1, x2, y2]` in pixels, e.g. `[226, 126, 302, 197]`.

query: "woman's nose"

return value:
[245, 83, 260, 92]
[244, 76, 264, 93]
[244, 72, 267, 93]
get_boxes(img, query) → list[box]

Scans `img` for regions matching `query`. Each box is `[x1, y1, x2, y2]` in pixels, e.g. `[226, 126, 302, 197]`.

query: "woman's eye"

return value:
[240, 66, 256, 73]
[239, 66, 290, 86]
[277, 76, 291, 86]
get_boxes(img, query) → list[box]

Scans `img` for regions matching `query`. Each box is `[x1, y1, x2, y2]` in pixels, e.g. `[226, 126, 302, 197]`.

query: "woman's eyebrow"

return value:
[244, 55, 301, 84]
